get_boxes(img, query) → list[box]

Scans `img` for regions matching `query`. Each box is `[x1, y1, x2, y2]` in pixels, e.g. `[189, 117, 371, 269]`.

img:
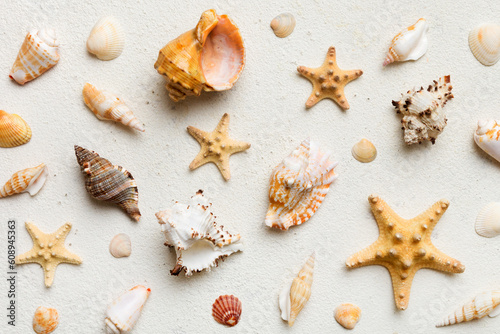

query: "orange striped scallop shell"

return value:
[212, 295, 242, 326]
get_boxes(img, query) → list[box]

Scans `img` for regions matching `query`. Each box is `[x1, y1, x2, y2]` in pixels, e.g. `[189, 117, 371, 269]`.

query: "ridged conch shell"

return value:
[0, 110, 32, 148]
[436, 290, 500, 327]
[383, 18, 428, 66]
[352, 139, 377, 163]
[266, 139, 338, 230]
[74, 145, 141, 221]
[270, 13, 296, 38]
[279, 252, 315, 327]
[109, 233, 132, 258]
[474, 120, 500, 163]
[475, 203, 500, 238]
[212, 295, 242, 327]
[82, 83, 145, 132]
[9, 29, 60, 85]
[0, 163, 48, 198]
[33, 306, 59, 334]
[154, 9, 245, 102]
[392, 75, 454, 145]
[156, 190, 243, 276]
[86, 16, 125, 61]
[468, 23, 500, 66]
[105, 285, 151, 333]
[334, 303, 361, 330]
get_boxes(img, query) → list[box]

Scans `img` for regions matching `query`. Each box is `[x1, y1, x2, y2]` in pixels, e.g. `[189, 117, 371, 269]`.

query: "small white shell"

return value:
[475, 203, 500, 238]
[0, 163, 48, 198]
[109, 233, 131, 258]
[383, 18, 428, 66]
[87, 16, 124, 61]
[105, 285, 151, 333]
[334, 303, 361, 330]
[270, 13, 296, 38]
[352, 139, 377, 163]
[474, 119, 500, 163]
[469, 23, 500, 66]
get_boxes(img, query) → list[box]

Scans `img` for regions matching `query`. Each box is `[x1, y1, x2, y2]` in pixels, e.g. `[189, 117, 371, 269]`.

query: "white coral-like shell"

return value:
[469, 23, 500, 66]
[474, 119, 500, 163]
[475, 203, 500, 238]
[87, 16, 125, 61]
[383, 18, 428, 66]
[156, 190, 243, 276]
[109, 233, 132, 258]
[105, 285, 151, 333]
[0, 163, 48, 198]
[270, 13, 296, 38]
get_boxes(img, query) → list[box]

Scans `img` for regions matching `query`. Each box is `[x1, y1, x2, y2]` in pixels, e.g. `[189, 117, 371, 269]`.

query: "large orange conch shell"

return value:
[154, 9, 245, 102]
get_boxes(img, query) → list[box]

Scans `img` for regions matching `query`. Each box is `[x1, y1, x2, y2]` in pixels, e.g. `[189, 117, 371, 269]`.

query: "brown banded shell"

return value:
[109, 233, 131, 258]
[74, 145, 141, 221]
[0, 110, 32, 148]
[352, 139, 377, 163]
[212, 295, 242, 327]
[270, 13, 296, 38]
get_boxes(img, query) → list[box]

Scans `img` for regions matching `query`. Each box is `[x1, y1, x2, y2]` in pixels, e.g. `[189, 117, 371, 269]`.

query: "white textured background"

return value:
[1, 0, 500, 333]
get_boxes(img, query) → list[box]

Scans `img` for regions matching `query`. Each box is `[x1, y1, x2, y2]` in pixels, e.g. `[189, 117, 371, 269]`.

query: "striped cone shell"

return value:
[0, 163, 48, 198]
[105, 285, 151, 333]
[212, 295, 242, 326]
[0, 110, 32, 148]
[74, 145, 141, 221]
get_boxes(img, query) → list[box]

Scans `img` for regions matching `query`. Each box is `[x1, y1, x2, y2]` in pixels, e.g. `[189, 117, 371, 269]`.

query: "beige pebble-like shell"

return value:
[33, 306, 59, 334]
[109, 233, 131, 258]
[0, 110, 32, 148]
[0, 163, 48, 198]
[86, 16, 125, 61]
[469, 23, 500, 66]
[352, 139, 377, 163]
[212, 295, 242, 327]
[334, 303, 361, 330]
[270, 13, 296, 38]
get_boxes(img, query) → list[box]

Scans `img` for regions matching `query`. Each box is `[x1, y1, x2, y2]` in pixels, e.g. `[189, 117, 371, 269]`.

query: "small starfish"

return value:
[187, 113, 251, 181]
[297, 46, 363, 110]
[346, 195, 465, 310]
[15, 222, 82, 287]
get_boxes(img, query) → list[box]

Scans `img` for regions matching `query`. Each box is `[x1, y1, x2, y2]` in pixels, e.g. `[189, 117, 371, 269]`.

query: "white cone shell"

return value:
[468, 23, 500, 66]
[383, 18, 428, 66]
[474, 120, 500, 163]
[105, 285, 150, 333]
[475, 203, 500, 238]
[0, 163, 48, 198]
[87, 16, 124, 61]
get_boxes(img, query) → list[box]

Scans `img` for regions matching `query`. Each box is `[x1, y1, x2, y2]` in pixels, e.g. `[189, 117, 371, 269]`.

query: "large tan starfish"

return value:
[297, 46, 363, 110]
[187, 113, 251, 181]
[16, 222, 82, 287]
[346, 195, 465, 310]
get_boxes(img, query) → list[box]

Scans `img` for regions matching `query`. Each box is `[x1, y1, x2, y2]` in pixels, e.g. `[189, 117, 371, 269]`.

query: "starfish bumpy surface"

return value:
[187, 113, 251, 181]
[15, 222, 82, 287]
[297, 46, 363, 110]
[346, 194, 465, 310]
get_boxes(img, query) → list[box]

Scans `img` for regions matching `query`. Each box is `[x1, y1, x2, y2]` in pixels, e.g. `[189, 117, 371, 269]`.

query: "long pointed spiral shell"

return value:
[0, 163, 48, 198]
[212, 295, 242, 327]
[86, 16, 125, 61]
[270, 13, 296, 38]
[0, 110, 32, 148]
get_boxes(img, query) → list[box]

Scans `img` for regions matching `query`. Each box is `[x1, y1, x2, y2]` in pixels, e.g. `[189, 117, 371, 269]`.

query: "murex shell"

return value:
[266, 139, 338, 230]
[87, 16, 125, 61]
[352, 138, 377, 163]
[392, 75, 454, 145]
[33, 306, 59, 334]
[10, 29, 60, 85]
[383, 18, 428, 66]
[474, 120, 500, 163]
[74, 145, 141, 221]
[334, 303, 361, 330]
[436, 290, 500, 327]
[468, 23, 500, 66]
[154, 9, 245, 102]
[109, 233, 132, 258]
[475, 203, 500, 238]
[83, 83, 145, 132]
[0, 110, 32, 148]
[156, 190, 243, 276]
[0, 163, 48, 198]
[270, 13, 296, 38]
[212, 295, 242, 327]
[105, 285, 151, 333]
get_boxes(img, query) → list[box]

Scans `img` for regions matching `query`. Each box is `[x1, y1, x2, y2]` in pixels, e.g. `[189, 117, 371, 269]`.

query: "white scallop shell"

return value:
[270, 13, 296, 38]
[0, 163, 48, 198]
[105, 285, 150, 333]
[383, 18, 428, 66]
[475, 203, 500, 238]
[87, 16, 125, 61]
[474, 119, 500, 162]
[468, 23, 500, 66]
[352, 139, 377, 163]
[109, 233, 131, 258]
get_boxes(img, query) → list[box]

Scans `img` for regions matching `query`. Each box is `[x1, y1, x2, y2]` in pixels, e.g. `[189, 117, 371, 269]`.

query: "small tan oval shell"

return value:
[109, 233, 131, 258]
[334, 303, 361, 329]
[352, 139, 377, 163]
[212, 295, 242, 327]
[270, 13, 296, 38]
[33, 306, 59, 334]
[0, 110, 32, 148]
[469, 23, 500, 66]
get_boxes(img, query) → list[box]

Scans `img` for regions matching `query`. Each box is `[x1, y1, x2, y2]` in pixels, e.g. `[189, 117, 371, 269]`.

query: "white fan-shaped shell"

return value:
[475, 203, 500, 238]
[383, 18, 428, 66]
[105, 285, 150, 333]
[469, 23, 500, 66]
[270, 13, 296, 38]
[87, 16, 125, 61]
[109, 233, 132, 258]
[0, 163, 48, 198]
[474, 119, 500, 163]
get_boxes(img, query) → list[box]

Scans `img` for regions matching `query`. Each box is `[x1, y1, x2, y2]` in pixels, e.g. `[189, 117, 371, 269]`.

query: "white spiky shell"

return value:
[105, 285, 150, 333]
[86, 16, 125, 61]
[156, 190, 243, 276]
[436, 290, 500, 327]
[383, 18, 428, 66]
[474, 119, 500, 163]
[0, 163, 48, 198]
[109, 233, 132, 258]
[270, 13, 296, 38]
[475, 203, 500, 238]
[468, 23, 500, 66]
[82, 83, 145, 132]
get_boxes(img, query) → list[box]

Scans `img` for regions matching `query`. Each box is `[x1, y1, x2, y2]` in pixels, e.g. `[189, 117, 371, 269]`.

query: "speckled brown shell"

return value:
[212, 295, 242, 327]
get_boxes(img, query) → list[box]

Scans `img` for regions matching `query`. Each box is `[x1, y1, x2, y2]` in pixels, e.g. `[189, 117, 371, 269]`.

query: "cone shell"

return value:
[105, 285, 151, 333]
[154, 9, 245, 101]
[352, 139, 377, 163]
[383, 18, 428, 66]
[475, 203, 500, 238]
[469, 23, 500, 66]
[9, 29, 60, 85]
[334, 303, 361, 330]
[86, 16, 125, 61]
[109, 233, 132, 258]
[0, 110, 32, 148]
[270, 13, 296, 38]
[33, 306, 59, 334]
[82, 83, 144, 132]
[0, 163, 48, 198]
[474, 119, 500, 163]
[436, 290, 500, 327]
[212, 295, 242, 327]
[266, 139, 338, 230]
[74, 145, 141, 221]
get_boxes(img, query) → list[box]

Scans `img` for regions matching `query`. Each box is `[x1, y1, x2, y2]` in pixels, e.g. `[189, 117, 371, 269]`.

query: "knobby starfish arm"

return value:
[346, 241, 384, 268]
[186, 126, 207, 144]
[414, 199, 450, 233]
[215, 112, 230, 133]
[368, 195, 404, 232]
[25, 222, 42, 243]
[225, 138, 251, 154]
[343, 69, 364, 83]
[189, 150, 212, 170]
[388, 266, 418, 310]
[419, 245, 465, 273]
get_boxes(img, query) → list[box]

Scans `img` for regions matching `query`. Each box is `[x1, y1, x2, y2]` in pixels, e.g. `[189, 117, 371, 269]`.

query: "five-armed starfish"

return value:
[16, 222, 82, 287]
[297, 46, 363, 110]
[187, 113, 251, 181]
[346, 195, 465, 310]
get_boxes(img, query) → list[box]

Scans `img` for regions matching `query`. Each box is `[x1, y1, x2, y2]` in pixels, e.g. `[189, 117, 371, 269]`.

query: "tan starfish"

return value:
[15, 222, 82, 287]
[297, 46, 363, 110]
[187, 113, 250, 181]
[346, 194, 465, 310]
